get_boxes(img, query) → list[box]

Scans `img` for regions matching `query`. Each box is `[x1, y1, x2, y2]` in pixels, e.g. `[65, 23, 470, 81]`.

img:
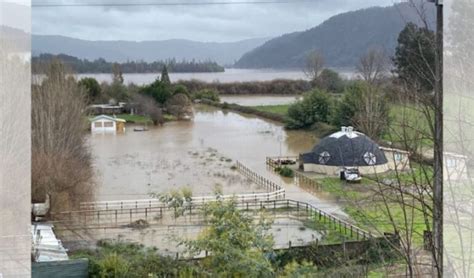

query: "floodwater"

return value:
[89, 102, 348, 218]
[78, 68, 356, 85]
[89, 104, 316, 200]
[220, 95, 300, 106]
[66, 98, 351, 253]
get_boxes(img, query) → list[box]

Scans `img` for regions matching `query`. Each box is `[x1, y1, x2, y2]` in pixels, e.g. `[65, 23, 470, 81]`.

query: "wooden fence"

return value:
[266, 156, 321, 190]
[55, 199, 371, 241]
[81, 161, 285, 211]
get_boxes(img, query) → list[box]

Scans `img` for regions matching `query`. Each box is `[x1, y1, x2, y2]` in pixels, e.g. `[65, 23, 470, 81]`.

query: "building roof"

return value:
[32, 223, 69, 262]
[302, 126, 388, 167]
[90, 114, 126, 123]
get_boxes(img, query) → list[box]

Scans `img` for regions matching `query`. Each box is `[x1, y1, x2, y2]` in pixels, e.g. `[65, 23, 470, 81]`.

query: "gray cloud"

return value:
[32, 0, 398, 42]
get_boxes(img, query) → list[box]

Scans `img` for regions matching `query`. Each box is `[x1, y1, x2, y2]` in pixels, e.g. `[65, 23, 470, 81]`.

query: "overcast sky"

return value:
[32, 0, 398, 42]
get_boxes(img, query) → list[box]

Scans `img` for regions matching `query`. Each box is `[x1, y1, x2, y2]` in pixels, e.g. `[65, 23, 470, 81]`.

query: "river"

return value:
[78, 68, 357, 85]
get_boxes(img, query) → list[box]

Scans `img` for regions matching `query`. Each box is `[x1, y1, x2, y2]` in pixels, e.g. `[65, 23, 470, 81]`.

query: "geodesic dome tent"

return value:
[300, 126, 389, 175]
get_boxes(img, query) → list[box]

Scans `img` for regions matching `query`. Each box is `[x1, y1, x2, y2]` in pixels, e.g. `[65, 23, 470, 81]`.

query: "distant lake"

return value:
[77, 68, 357, 85]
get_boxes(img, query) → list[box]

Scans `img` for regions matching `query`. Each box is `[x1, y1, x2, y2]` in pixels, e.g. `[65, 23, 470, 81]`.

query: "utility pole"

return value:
[429, 0, 443, 277]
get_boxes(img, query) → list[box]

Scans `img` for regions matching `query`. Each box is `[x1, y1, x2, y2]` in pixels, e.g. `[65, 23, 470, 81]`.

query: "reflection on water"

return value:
[89, 104, 318, 201]
[220, 95, 300, 106]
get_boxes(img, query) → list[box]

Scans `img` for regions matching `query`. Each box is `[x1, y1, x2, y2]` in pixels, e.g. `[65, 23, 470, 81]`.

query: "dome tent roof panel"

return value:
[303, 127, 387, 167]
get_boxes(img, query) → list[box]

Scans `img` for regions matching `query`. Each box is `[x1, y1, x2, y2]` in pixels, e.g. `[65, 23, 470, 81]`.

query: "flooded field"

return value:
[89, 104, 317, 201]
[62, 99, 351, 254]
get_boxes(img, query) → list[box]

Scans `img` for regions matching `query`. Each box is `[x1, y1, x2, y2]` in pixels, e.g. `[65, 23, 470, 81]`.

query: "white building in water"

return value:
[90, 115, 126, 134]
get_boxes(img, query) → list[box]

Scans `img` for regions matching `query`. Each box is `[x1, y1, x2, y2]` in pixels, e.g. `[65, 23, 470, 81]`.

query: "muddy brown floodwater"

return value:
[64, 101, 351, 253]
[89, 104, 314, 198]
[89, 103, 347, 217]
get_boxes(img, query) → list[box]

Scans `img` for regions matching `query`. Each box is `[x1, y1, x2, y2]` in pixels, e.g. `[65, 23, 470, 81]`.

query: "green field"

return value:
[252, 104, 290, 116]
[316, 174, 430, 245]
[115, 114, 153, 124]
[250, 102, 433, 150]
[382, 104, 434, 148]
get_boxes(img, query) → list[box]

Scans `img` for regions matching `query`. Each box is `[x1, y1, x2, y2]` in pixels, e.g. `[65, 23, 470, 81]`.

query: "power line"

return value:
[32, 0, 315, 8]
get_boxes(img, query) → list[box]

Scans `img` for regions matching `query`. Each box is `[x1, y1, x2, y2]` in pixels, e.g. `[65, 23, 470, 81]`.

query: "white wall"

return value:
[91, 119, 116, 134]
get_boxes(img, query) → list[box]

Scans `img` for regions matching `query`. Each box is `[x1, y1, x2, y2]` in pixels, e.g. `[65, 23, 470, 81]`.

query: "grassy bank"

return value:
[315, 174, 430, 246]
[200, 99, 288, 123]
[253, 104, 290, 116]
[115, 114, 153, 124]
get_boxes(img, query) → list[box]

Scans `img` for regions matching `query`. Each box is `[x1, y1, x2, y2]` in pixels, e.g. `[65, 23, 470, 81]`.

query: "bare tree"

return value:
[165, 93, 193, 120]
[31, 60, 95, 212]
[133, 94, 164, 125]
[356, 48, 390, 85]
[352, 83, 389, 139]
[303, 50, 325, 81]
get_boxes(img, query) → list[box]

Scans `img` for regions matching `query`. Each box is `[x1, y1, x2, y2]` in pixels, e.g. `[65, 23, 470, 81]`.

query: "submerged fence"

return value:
[56, 199, 371, 241]
[81, 161, 285, 211]
[266, 156, 321, 191]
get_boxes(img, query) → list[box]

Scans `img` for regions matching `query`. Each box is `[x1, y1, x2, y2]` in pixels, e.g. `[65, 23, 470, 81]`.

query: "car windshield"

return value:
[346, 168, 359, 174]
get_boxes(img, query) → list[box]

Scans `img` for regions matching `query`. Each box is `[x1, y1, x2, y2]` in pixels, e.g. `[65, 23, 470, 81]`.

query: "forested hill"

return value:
[234, 2, 435, 69]
[32, 35, 268, 66]
[32, 54, 225, 73]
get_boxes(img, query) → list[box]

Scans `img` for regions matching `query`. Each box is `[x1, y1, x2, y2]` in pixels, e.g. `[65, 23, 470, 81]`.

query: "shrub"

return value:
[193, 89, 220, 102]
[286, 89, 332, 129]
[277, 166, 294, 178]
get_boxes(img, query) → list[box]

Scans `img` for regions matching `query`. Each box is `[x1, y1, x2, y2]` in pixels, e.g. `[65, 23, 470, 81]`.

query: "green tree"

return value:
[182, 199, 274, 277]
[160, 65, 171, 84]
[332, 82, 362, 127]
[312, 68, 345, 93]
[279, 261, 318, 278]
[332, 81, 389, 139]
[78, 77, 101, 103]
[102, 81, 129, 103]
[393, 23, 435, 93]
[139, 79, 172, 104]
[173, 84, 189, 96]
[286, 89, 332, 129]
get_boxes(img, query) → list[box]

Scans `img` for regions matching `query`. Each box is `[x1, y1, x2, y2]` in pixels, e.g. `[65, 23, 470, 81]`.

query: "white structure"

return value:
[380, 147, 411, 172]
[32, 223, 68, 262]
[300, 126, 411, 176]
[90, 115, 126, 134]
[444, 152, 468, 182]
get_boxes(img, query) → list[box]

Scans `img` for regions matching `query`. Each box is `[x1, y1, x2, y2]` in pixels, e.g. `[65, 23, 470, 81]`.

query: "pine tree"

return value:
[160, 65, 171, 84]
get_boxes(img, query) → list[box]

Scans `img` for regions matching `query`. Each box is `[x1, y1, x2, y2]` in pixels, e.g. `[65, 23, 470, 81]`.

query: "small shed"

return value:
[90, 115, 126, 134]
[380, 147, 411, 172]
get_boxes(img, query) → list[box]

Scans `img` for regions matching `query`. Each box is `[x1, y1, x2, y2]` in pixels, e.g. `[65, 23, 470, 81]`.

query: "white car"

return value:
[341, 167, 362, 182]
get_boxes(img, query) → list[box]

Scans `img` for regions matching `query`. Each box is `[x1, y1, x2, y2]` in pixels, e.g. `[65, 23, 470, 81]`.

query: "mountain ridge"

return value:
[32, 35, 269, 66]
[235, 2, 435, 69]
